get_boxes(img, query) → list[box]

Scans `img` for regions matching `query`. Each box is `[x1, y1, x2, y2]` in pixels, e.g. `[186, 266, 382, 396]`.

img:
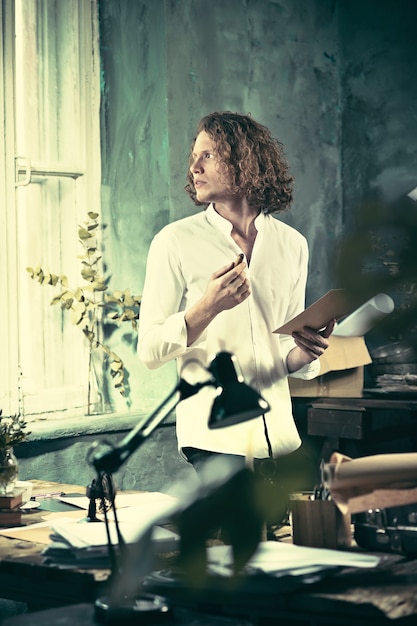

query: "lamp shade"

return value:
[207, 352, 270, 429]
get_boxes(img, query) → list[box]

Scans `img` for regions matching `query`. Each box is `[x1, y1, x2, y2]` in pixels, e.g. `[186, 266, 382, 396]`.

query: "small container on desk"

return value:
[0, 489, 24, 526]
[290, 491, 351, 550]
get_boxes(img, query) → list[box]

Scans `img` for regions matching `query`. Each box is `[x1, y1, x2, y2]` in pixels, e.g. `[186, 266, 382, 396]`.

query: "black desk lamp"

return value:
[92, 351, 270, 475]
[90, 351, 270, 622]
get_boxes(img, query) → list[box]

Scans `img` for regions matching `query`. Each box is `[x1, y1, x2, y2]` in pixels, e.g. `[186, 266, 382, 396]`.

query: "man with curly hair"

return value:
[138, 112, 333, 526]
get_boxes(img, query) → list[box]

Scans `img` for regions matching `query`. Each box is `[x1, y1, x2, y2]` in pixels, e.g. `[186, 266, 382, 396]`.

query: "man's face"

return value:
[190, 131, 233, 205]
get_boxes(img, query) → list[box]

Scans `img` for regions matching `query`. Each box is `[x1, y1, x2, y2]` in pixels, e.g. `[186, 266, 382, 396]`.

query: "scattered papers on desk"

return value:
[60, 491, 178, 524]
[206, 541, 380, 578]
[0, 510, 86, 543]
[43, 517, 179, 567]
[0, 490, 180, 568]
[41, 493, 180, 567]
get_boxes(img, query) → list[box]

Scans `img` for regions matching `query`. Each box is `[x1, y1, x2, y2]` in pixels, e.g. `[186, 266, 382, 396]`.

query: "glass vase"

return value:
[0, 446, 19, 495]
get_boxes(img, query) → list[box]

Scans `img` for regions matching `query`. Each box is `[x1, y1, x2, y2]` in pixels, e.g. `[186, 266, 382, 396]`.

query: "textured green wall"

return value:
[99, 0, 343, 413]
[99, 0, 417, 415]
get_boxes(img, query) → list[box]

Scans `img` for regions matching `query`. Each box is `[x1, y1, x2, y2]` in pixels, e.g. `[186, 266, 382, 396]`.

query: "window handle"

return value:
[15, 155, 32, 187]
[15, 156, 84, 184]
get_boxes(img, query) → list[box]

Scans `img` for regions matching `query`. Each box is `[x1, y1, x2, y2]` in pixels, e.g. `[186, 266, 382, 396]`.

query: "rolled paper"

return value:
[333, 293, 394, 337]
[324, 451, 417, 514]
[325, 452, 417, 491]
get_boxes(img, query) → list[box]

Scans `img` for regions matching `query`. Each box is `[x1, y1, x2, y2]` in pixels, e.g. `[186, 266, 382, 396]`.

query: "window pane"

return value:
[13, 0, 101, 417]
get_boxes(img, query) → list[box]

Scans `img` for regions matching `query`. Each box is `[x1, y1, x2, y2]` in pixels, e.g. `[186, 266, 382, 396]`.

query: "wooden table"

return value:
[0, 480, 110, 610]
[0, 479, 180, 612]
[2, 482, 417, 624]
[306, 396, 417, 461]
[3, 557, 417, 626]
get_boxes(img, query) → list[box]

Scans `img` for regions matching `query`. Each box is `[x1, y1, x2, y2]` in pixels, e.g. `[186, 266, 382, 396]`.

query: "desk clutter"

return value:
[2, 604, 257, 626]
[43, 516, 180, 568]
[0, 489, 180, 569]
[0, 490, 23, 527]
[354, 501, 417, 557]
[322, 451, 417, 559]
[0, 481, 35, 526]
[368, 341, 417, 395]
[3, 478, 417, 624]
[290, 492, 351, 550]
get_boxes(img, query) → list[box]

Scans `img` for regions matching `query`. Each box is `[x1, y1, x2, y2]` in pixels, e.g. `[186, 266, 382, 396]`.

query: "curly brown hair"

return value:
[184, 111, 294, 214]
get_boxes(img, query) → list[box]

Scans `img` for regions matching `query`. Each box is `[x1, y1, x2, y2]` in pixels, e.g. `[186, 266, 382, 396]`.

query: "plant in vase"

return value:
[0, 409, 30, 495]
[27, 211, 141, 414]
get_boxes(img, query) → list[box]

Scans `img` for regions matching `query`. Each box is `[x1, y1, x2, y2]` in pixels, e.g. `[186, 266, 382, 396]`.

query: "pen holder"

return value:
[290, 492, 351, 550]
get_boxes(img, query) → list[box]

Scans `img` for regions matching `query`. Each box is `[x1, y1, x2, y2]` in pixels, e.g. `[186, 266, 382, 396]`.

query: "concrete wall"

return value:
[16, 417, 191, 493]
[340, 0, 417, 219]
[17, 0, 417, 492]
[98, 0, 417, 413]
[100, 0, 344, 415]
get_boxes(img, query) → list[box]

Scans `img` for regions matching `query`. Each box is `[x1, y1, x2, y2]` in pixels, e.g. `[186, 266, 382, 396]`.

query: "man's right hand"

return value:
[207, 259, 251, 314]
[185, 259, 250, 346]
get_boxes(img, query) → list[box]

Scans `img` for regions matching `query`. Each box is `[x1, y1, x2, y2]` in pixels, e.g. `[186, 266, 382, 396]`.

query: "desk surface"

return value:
[309, 396, 417, 409]
[0, 480, 110, 610]
[2, 481, 417, 624]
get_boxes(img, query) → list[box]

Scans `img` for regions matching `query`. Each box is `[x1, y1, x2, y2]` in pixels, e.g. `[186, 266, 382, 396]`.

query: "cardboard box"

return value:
[289, 335, 372, 398]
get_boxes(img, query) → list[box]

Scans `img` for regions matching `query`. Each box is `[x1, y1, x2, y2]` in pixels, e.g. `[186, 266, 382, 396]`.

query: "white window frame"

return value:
[0, 0, 102, 421]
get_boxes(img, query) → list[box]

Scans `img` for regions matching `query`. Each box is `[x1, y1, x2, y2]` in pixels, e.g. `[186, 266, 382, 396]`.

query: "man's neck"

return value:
[213, 200, 260, 263]
[213, 199, 259, 231]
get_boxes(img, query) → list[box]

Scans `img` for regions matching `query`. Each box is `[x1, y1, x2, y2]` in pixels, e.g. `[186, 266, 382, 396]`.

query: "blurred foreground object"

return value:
[174, 462, 264, 586]
[324, 450, 417, 559]
[108, 456, 279, 604]
[89, 352, 270, 622]
[336, 192, 417, 346]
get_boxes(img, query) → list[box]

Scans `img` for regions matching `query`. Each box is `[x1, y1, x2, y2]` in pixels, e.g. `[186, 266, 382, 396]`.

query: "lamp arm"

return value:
[91, 378, 211, 475]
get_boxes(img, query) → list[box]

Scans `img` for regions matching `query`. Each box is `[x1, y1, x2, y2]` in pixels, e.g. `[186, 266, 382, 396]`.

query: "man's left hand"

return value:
[287, 318, 335, 372]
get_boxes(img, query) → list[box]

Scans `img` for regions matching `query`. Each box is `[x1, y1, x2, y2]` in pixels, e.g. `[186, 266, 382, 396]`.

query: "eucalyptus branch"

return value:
[27, 212, 141, 413]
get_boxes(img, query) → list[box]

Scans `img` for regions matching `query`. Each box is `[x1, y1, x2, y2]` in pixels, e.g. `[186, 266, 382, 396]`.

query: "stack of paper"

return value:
[40, 491, 181, 568]
[43, 517, 180, 568]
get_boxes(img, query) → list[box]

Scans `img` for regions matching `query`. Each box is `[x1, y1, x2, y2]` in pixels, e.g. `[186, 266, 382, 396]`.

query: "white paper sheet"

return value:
[207, 541, 380, 574]
[60, 491, 178, 524]
[50, 517, 179, 553]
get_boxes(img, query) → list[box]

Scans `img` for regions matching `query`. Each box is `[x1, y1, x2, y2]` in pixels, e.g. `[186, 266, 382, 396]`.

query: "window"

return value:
[0, 0, 101, 419]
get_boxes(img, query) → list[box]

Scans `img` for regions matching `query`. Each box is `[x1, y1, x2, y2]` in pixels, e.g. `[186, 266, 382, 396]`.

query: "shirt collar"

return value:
[206, 203, 266, 234]
[206, 204, 232, 234]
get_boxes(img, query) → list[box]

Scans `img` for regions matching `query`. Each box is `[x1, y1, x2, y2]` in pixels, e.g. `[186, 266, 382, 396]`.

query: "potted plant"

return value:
[0, 410, 30, 495]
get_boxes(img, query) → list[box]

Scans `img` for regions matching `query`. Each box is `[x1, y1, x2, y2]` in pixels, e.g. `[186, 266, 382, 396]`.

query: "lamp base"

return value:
[95, 593, 172, 624]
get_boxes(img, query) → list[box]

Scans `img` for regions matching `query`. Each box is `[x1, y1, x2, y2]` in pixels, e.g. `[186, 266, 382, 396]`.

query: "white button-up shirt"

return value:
[138, 204, 320, 459]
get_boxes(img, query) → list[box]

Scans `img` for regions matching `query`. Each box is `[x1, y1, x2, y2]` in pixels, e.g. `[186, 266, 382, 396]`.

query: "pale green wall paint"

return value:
[17, 0, 417, 493]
